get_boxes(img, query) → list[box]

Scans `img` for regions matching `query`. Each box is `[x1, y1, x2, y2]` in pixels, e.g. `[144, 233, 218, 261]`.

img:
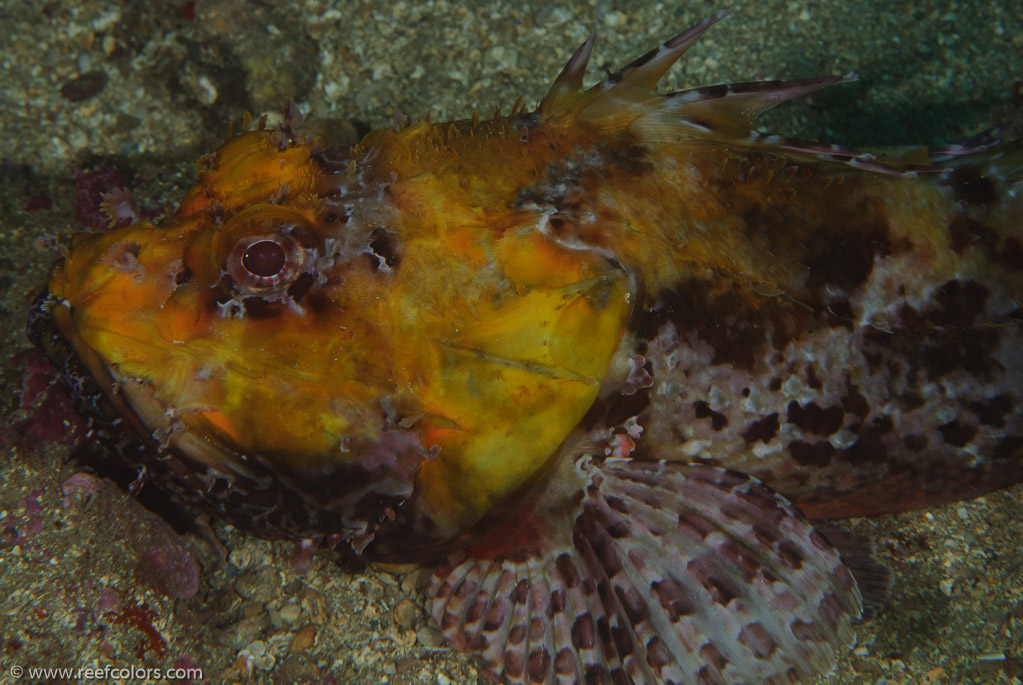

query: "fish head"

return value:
[37, 123, 632, 559]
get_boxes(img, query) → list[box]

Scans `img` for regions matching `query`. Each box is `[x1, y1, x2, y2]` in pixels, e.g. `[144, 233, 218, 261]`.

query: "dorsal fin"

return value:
[538, 32, 596, 115]
[539, 10, 728, 121]
[604, 9, 730, 91]
[537, 11, 939, 177]
[665, 74, 858, 134]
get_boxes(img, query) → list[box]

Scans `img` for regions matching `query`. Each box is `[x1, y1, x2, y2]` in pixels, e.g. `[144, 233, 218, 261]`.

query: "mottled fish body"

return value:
[28, 11, 1023, 684]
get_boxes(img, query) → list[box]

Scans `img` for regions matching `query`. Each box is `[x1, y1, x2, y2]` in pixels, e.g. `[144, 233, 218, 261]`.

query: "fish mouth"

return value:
[24, 289, 426, 554]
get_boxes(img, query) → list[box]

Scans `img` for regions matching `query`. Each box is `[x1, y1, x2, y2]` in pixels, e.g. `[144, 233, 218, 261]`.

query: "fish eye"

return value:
[225, 229, 308, 294]
[242, 239, 286, 277]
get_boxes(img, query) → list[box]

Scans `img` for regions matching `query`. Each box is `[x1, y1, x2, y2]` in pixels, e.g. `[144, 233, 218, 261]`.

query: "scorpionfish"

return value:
[28, 11, 1023, 684]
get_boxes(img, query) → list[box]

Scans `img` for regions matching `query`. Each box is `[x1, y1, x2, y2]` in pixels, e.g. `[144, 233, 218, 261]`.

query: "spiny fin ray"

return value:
[537, 11, 933, 176]
[610, 9, 730, 92]
[539, 33, 596, 116]
[429, 456, 863, 684]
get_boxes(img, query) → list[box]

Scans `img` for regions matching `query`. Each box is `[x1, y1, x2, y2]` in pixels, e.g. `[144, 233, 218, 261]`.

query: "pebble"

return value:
[234, 567, 280, 603]
[418, 626, 445, 649]
[301, 590, 326, 624]
[59, 71, 108, 102]
[394, 599, 419, 629]
[278, 603, 301, 625]
[225, 614, 268, 651]
[289, 624, 317, 653]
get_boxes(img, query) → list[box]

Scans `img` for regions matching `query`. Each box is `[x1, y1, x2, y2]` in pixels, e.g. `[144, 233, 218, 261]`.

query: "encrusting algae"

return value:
[27, 10, 1023, 684]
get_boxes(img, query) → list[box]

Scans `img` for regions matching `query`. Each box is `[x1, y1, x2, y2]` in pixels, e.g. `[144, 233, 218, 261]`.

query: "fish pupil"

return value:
[242, 240, 286, 277]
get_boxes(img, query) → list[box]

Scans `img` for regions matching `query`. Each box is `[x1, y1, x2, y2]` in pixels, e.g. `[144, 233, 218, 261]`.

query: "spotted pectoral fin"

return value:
[429, 456, 862, 684]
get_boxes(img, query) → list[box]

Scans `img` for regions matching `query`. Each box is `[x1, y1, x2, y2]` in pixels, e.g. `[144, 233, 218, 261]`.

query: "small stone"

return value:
[603, 11, 626, 28]
[60, 71, 108, 102]
[225, 615, 267, 651]
[289, 624, 317, 653]
[241, 602, 265, 619]
[245, 639, 267, 657]
[278, 604, 301, 624]
[417, 626, 444, 649]
[394, 600, 418, 629]
[253, 652, 276, 671]
[228, 545, 261, 570]
[234, 567, 280, 603]
[301, 590, 326, 624]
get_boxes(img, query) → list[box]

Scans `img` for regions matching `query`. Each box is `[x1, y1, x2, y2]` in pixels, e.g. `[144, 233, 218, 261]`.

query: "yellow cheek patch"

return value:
[411, 270, 630, 537]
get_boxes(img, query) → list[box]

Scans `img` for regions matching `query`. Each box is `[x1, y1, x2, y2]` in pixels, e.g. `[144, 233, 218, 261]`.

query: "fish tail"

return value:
[429, 449, 863, 684]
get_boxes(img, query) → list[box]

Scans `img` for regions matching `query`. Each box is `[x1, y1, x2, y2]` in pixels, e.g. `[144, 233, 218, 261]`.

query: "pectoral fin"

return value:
[429, 454, 862, 684]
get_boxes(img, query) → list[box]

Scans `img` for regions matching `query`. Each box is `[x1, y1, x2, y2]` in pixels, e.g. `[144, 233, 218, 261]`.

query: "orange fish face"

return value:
[40, 122, 631, 558]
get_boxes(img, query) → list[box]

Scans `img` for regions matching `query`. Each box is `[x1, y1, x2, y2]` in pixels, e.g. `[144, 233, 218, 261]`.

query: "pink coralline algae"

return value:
[7, 348, 85, 447]
[62, 473, 201, 601]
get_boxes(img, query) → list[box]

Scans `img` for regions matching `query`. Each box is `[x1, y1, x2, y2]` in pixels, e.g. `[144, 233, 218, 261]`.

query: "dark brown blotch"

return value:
[645, 636, 672, 671]
[926, 279, 990, 328]
[549, 590, 566, 615]
[511, 579, 530, 604]
[718, 541, 762, 583]
[947, 167, 997, 206]
[700, 642, 729, 670]
[583, 664, 610, 685]
[789, 440, 836, 467]
[738, 622, 778, 660]
[615, 585, 649, 625]
[508, 624, 526, 645]
[554, 648, 575, 676]
[805, 219, 891, 295]
[286, 271, 315, 302]
[790, 619, 827, 642]
[651, 579, 695, 621]
[505, 650, 525, 679]
[786, 401, 844, 436]
[677, 510, 716, 540]
[903, 433, 929, 452]
[60, 70, 109, 102]
[556, 553, 581, 589]
[777, 540, 805, 570]
[994, 436, 1023, 460]
[969, 394, 1013, 428]
[694, 400, 728, 431]
[938, 420, 978, 447]
[1000, 237, 1023, 270]
[841, 385, 870, 418]
[703, 575, 739, 606]
[571, 614, 596, 650]
[528, 647, 551, 683]
[948, 214, 999, 256]
[368, 228, 401, 268]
